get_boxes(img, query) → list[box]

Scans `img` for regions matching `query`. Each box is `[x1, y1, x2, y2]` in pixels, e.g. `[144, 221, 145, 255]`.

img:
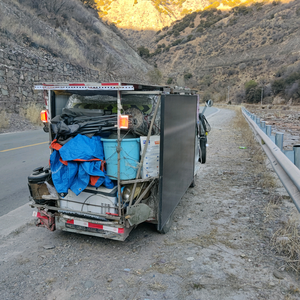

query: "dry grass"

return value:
[264, 195, 282, 223]
[230, 106, 277, 188]
[272, 217, 300, 272]
[20, 103, 43, 126]
[45, 277, 56, 285]
[164, 228, 218, 248]
[150, 262, 177, 275]
[0, 110, 9, 130]
[17, 257, 30, 265]
[148, 281, 167, 291]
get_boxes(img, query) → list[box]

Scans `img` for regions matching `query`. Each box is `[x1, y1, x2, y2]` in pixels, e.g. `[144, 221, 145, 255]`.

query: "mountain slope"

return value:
[95, 0, 209, 30]
[94, 0, 291, 31]
[0, 0, 152, 82]
[133, 0, 300, 103]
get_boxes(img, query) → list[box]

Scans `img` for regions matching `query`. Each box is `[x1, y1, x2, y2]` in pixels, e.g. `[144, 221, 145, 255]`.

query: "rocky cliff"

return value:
[0, 0, 152, 112]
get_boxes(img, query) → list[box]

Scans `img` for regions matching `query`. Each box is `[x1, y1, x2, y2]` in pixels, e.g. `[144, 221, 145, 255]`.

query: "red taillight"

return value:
[119, 115, 129, 129]
[40, 110, 48, 123]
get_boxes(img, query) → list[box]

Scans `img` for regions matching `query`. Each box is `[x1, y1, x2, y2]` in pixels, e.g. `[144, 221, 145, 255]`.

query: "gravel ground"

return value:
[0, 108, 299, 300]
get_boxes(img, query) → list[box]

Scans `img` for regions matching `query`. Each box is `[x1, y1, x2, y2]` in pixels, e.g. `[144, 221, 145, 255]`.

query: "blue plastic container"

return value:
[102, 138, 140, 180]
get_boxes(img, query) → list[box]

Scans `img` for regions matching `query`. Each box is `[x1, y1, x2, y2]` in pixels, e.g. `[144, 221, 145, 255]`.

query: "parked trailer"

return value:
[28, 82, 211, 241]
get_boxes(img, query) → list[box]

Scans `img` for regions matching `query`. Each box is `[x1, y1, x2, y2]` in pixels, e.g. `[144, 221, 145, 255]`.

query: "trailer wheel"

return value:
[158, 213, 174, 234]
[199, 137, 207, 164]
[190, 176, 196, 188]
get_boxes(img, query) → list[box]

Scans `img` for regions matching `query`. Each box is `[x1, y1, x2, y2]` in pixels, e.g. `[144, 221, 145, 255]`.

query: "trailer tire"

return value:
[190, 177, 196, 188]
[158, 213, 174, 234]
[199, 137, 207, 164]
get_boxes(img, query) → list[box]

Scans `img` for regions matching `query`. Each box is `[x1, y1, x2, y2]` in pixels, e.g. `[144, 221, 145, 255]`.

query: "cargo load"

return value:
[28, 82, 211, 240]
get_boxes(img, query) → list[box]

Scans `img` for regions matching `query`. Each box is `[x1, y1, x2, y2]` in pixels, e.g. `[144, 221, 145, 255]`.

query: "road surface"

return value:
[0, 129, 49, 216]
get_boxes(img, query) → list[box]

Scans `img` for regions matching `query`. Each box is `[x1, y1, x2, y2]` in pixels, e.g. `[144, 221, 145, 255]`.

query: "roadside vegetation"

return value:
[232, 105, 300, 275]
[19, 103, 43, 126]
[0, 110, 9, 130]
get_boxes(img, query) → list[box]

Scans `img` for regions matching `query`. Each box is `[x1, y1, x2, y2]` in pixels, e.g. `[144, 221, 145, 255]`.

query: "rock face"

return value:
[0, 47, 102, 113]
[0, 0, 153, 113]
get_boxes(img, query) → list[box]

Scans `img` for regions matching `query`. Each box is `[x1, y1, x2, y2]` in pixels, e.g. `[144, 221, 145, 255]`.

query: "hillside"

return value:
[126, 0, 300, 104]
[94, 0, 292, 31]
[0, 0, 152, 84]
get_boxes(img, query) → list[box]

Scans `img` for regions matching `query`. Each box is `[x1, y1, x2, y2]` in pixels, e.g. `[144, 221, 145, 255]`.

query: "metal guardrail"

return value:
[242, 108, 300, 213]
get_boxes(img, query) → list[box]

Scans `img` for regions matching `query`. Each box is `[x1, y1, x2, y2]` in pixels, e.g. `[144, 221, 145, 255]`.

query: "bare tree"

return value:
[104, 54, 119, 74]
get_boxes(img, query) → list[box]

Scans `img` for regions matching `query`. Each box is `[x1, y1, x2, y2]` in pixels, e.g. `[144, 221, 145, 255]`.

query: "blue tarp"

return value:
[50, 135, 114, 196]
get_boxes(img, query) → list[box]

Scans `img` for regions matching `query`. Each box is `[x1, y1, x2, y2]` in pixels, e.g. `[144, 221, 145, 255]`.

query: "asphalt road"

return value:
[0, 106, 218, 217]
[0, 129, 49, 216]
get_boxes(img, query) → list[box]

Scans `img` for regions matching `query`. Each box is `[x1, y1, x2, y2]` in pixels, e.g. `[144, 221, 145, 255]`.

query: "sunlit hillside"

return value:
[132, 0, 300, 105]
[94, 0, 290, 30]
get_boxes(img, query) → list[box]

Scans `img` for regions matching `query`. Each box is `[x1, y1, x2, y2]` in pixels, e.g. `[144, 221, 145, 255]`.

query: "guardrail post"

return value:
[275, 132, 284, 151]
[261, 121, 266, 133]
[294, 145, 300, 169]
[266, 125, 272, 137]
[256, 117, 260, 126]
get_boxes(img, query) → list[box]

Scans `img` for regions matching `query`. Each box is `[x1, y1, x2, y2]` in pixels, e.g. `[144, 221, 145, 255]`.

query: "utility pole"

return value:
[261, 86, 264, 105]
[227, 86, 230, 103]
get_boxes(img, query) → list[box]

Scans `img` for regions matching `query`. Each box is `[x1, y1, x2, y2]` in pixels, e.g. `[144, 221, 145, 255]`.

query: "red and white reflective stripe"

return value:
[34, 84, 134, 91]
[33, 211, 48, 220]
[66, 219, 125, 234]
[101, 82, 119, 86]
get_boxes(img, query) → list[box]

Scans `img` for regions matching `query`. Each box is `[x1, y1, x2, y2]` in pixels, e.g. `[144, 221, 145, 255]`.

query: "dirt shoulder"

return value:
[0, 108, 299, 300]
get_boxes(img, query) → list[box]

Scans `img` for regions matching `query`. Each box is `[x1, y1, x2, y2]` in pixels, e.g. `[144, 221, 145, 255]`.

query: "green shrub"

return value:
[184, 73, 193, 80]
[244, 80, 258, 94]
[171, 39, 183, 47]
[272, 0, 281, 6]
[285, 72, 300, 85]
[137, 46, 150, 58]
[233, 5, 252, 16]
[245, 87, 261, 103]
[271, 79, 285, 95]
[167, 77, 173, 84]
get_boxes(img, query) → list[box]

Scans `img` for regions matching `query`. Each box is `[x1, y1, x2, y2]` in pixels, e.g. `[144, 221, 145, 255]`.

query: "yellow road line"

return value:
[0, 141, 48, 152]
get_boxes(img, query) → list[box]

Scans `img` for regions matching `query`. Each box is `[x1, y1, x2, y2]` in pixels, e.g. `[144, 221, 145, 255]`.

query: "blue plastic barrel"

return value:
[102, 138, 140, 180]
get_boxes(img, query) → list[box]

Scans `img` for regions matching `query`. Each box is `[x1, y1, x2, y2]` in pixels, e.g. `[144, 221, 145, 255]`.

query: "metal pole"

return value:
[117, 90, 122, 217]
[293, 145, 300, 169]
[275, 132, 284, 151]
[261, 87, 263, 105]
[227, 86, 230, 103]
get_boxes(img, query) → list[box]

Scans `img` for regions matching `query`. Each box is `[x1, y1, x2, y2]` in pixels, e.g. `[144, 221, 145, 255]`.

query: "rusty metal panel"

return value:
[158, 94, 197, 231]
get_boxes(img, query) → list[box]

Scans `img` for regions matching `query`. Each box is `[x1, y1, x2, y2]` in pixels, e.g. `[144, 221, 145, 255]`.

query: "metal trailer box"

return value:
[158, 94, 197, 231]
[30, 82, 200, 240]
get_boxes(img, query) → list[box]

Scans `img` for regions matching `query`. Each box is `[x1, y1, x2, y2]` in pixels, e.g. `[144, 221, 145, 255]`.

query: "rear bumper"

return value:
[55, 215, 132, 241]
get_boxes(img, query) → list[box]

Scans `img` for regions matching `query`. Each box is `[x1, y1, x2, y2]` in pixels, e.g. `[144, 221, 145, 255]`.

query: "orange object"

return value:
[40, 110, 48, 123]
[119, 115, 129, 129]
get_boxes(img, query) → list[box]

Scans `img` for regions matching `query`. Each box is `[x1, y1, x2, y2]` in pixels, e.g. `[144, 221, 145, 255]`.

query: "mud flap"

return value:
[126, 203, 152, 226]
